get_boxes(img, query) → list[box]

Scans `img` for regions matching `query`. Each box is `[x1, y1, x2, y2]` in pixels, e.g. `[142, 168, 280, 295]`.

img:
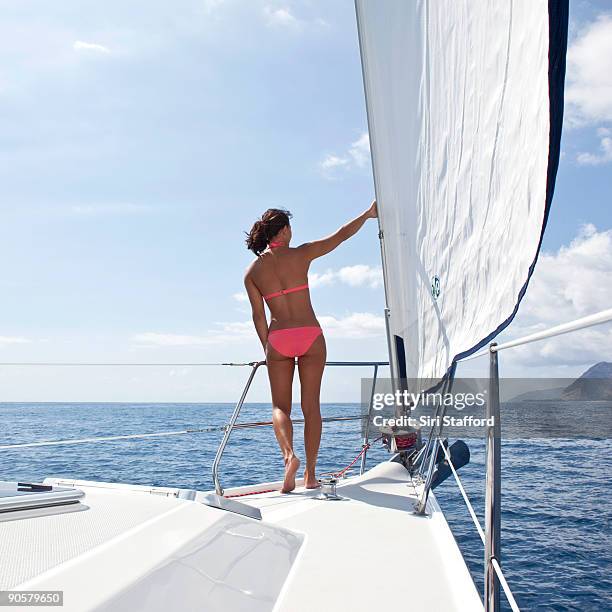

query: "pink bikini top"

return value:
[263, 241, 309, 300]
[263, 283, 309, 300]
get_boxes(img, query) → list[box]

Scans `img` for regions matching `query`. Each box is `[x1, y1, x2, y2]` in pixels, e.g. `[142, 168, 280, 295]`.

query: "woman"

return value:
[244, 202, 378, 492]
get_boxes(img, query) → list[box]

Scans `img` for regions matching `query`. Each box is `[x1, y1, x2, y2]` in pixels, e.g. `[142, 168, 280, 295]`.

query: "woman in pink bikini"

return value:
[244, 202, 378, 492]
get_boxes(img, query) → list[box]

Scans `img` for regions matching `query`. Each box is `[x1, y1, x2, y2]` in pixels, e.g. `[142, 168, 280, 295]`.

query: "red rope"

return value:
[320, 435, 384, 479]
[226, 488, 277, 498]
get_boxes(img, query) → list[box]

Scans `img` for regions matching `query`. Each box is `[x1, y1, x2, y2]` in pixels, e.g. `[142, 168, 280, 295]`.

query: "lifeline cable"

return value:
[0, 362, 254, 367]
[0, 426, 225, 450]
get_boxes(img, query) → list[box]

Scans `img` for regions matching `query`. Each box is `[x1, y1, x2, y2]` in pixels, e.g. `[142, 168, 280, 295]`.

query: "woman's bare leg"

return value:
[266, 345, 300, 493]
[297, 334, 326, 489]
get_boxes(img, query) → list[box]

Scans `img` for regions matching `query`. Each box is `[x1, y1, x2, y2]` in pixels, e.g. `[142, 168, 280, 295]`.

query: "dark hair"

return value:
[245, 208, 292, 255]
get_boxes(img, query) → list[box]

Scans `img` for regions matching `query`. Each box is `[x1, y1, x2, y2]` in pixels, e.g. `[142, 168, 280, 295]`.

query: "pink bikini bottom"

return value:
[267, 326, 323, 358]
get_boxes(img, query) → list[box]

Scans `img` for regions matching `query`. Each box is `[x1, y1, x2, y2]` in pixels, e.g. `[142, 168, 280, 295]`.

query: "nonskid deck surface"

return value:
[0, 480, 302, 612]
[0, 463, 481, 611]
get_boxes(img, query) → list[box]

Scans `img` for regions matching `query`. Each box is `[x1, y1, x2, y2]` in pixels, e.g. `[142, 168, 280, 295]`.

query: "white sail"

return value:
[355, 0, 568, 381]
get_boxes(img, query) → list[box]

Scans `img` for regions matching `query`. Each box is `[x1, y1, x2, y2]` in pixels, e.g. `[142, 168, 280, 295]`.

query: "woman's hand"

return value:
[366, 200, 378, 219]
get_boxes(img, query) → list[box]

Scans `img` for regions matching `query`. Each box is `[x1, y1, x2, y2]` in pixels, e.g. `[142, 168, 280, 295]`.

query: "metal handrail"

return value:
[361, 364, 379, 474]
[459, 307, 612, 362]
[211, 360, 388, 495]
[212, 360, 265, 495]
[478, 309, 612, 612]
[485, 344, 501, 611]
[233, 415, 367, 429]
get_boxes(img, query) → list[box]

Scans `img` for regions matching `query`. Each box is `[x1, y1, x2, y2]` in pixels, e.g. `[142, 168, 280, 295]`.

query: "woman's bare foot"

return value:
[281, 455, 300, 493]
[303, 470, 320, 490]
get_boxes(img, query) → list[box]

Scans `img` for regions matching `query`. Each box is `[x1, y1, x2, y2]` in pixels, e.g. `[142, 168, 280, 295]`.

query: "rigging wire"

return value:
[0, 362, 254, 367]
[0, 415, 367, 451]
[0, 426, 226, 450]
[438, 438, 485, 543]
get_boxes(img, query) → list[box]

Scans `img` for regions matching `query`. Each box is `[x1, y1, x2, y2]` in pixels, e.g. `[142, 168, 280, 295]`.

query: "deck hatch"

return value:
[0, 481, 84, 514]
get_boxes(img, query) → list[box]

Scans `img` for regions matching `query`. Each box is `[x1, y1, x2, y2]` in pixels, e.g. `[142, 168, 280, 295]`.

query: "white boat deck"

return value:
[1, 480, 302, 611]
[0, 461, 482, 611]
[237, 461, 482, 612]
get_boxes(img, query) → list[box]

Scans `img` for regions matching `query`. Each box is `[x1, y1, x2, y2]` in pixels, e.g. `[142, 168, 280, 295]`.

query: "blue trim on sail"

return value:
[451, 0, 569, 367]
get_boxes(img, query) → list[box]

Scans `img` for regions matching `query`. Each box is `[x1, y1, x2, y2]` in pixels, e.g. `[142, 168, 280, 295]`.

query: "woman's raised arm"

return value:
[298, 201, 377, 261]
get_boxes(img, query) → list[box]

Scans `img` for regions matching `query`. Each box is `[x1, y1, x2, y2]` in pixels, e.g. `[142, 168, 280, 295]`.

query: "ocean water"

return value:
[1, 402, 610, 611]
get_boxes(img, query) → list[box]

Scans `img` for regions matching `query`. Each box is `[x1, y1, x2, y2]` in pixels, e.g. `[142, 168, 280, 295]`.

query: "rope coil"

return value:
[319, 435, 383, 479]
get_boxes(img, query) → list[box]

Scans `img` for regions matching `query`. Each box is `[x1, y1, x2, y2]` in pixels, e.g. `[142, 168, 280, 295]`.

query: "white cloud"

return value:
[576, 127, 612, 165]
[523, 224, 611, 318]
[319, 132, 370, 178]
[202, 0, 226, 11]
[217, 321, 253, 336]
[73, 40, 110, 54]
[565, 15, 612, 126]
[133, 309, 385, 348]
[564, 15, 612, 169]
[501, 225, 612, 368]
[348, 133, 370, 167]
[132, 332, 211, 347]
[310, 264, 382, 289]
[132, 321, 254, 348]
[318, 312, 385, 339]
[263, 6, 299, 28]
[0, 336, 30, 347]
[262, 5, 328, 30]
[308, 269, 337, 288]
[319, 155, 349, 170]
[233, 292, 249, 303]
[337, 264, 381, 288]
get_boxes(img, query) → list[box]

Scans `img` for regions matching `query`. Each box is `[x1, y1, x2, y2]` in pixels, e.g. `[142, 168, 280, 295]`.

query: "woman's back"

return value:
[247, 245, 318, 329]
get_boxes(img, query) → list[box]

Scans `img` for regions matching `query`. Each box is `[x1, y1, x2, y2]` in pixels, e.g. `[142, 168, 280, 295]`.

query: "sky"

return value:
[0, 0, 610, 402]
